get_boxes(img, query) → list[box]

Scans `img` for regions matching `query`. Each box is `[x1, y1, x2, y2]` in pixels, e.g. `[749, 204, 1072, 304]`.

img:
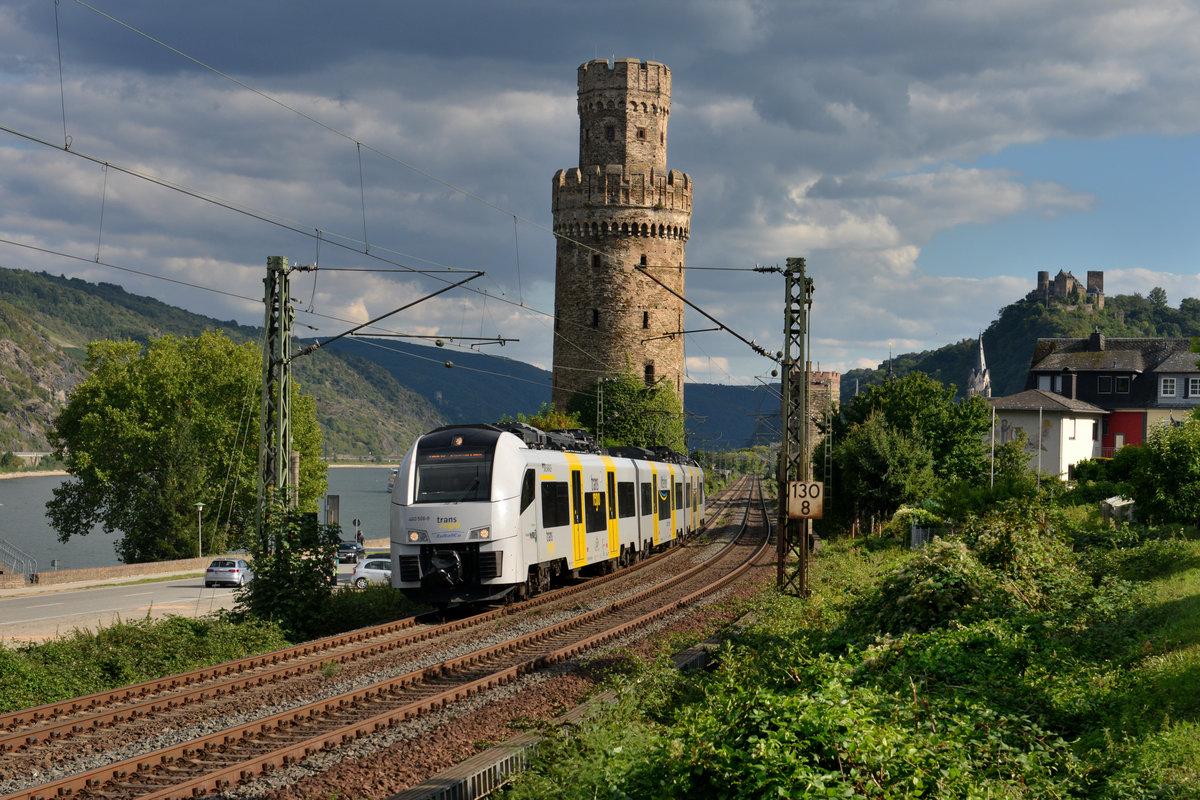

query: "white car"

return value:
[205, 558, 254, 588]
[350, 557, 391, 589]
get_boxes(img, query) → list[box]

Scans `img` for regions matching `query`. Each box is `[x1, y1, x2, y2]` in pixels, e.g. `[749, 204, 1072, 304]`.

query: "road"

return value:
[0, 563, 362, 644]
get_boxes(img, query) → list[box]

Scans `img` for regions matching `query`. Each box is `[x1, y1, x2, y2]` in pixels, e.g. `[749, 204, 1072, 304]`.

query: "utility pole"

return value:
[778, 257, 814, 597]
[257, 256, 299, 542]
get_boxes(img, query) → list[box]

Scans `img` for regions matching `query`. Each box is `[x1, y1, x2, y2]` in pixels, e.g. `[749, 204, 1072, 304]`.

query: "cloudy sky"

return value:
[2, 0, 1198, 389]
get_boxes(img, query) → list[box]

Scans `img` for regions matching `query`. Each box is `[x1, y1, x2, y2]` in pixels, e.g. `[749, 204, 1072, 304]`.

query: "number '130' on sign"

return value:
[787, 481, 824, 519]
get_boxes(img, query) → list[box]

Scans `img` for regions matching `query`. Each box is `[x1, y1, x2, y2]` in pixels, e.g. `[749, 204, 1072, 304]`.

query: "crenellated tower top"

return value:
[577, 59, 671, 173]
[551, 58, 692, 411]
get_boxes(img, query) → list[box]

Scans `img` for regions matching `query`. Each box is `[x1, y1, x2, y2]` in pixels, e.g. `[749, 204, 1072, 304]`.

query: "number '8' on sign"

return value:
[787, 481, 824, 519]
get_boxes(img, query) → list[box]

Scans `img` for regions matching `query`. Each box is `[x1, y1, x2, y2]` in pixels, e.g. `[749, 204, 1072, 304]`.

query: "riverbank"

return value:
[1, 465, 398, 480]
[0, 469, 68, 480]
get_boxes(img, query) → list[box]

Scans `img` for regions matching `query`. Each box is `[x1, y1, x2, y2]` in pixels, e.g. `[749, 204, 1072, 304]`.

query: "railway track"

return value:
[1, 475, 766, 800]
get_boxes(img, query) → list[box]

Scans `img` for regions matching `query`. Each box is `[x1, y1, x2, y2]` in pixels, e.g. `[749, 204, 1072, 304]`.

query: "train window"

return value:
[618, 481, 636, 518]
[607, 473, 617, 519]
[415, 461, 491, 503]
[571, 470, 583, 525]
[585, 492, 607, 532]
[675, 483, 683, 509]
[520, 469, 535, 513]
[658, 487, 671, 520]
[684, 483, 690, 508]
[541, 481, 570, 528]
[641, 482, 652, 515]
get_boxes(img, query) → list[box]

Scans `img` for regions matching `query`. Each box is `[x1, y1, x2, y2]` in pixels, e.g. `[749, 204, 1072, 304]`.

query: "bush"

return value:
[309, 583, 424, 637]
[880, 505, 943, 542]
[854, 539, 1008, 634]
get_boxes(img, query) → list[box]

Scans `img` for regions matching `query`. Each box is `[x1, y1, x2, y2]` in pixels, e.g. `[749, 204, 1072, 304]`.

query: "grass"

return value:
[0, 581, 421, 713]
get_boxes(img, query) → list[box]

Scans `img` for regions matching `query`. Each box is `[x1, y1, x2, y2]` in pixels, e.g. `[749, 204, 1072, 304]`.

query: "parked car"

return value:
[350, 557, 391, 588]
[337, 541, 365, 563]
[205, 558, 254, 588]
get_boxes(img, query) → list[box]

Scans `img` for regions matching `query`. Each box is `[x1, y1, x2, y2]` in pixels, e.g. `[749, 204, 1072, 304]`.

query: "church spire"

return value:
[967, 333, 992, 398]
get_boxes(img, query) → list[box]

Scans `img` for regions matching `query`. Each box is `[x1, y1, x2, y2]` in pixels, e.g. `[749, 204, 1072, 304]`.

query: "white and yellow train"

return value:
[389, 422, 705, 606]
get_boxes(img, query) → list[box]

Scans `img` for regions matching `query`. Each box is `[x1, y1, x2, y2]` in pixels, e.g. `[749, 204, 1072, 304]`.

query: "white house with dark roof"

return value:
[989, 389, 1108, 480]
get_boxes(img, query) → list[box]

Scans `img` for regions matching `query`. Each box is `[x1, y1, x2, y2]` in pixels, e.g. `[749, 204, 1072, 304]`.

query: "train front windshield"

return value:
[414, 458, 492, 503]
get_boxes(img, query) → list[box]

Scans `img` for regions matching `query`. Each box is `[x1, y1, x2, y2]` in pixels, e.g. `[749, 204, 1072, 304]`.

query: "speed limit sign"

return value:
[787, 481, 824, 519]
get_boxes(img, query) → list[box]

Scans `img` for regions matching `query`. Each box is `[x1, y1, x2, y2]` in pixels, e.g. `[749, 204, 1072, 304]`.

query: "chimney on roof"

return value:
[1062, 367, 1077, 400]
[1089, 331, 1105, 351]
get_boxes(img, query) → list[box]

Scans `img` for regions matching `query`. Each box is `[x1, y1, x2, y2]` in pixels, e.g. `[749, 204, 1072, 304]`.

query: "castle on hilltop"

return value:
[550, 59, 692, 409]
[1031, 269, 1104, 309]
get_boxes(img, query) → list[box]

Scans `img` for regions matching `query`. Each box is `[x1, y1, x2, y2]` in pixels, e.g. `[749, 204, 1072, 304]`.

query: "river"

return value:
[0, 466, 396, 571]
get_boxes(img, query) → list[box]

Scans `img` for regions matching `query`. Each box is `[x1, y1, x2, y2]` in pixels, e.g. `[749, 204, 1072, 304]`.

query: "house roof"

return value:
[1029, 337, 1198, 374]
[989, 389, 1109, 414]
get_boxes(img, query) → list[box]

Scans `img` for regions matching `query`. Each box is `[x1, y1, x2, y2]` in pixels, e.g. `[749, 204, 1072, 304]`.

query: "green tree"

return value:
[512, 402, 581, 432]
[239, 504, 341, 640]
[835, 372, 992, 483]
[1148, 286, 1169, 309]
[565, 372, 685, 451]
[1125, 420, 1200, 525]
[47, 332, 327, 562]
[834, 411, 936, 525]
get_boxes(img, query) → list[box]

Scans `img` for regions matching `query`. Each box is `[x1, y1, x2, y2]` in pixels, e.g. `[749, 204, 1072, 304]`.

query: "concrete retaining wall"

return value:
[0, 573, 26, 589]
[15, 538, 390, 587]
[31, 557, 211, 586]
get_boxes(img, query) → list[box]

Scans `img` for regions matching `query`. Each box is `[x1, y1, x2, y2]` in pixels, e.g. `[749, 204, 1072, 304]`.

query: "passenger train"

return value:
[389, 422, 706, 606]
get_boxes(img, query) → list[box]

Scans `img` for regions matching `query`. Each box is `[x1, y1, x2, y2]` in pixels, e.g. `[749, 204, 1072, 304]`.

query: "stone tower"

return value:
[550, 58, 693, 409]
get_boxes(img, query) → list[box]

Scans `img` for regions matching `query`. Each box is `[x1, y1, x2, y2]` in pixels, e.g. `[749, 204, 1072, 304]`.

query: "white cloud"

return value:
[3, 0, 1200, 392]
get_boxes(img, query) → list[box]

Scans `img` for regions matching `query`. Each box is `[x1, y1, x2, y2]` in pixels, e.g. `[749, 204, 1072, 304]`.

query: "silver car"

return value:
[205, 558, 254, 588]
[350, 557, 391, 589]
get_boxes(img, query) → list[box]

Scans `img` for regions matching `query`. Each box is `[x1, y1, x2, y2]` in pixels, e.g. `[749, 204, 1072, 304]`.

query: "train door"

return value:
[635, 462, 652, 555]
[657, 468, 672, 545]
[566, 454, 585, 569]
[604, 457, 618, 562]
[518, 467, 538, 568]
[691, 471, 699, 531]
[651, 465, 661, 547]
[669, 465, 679, 542]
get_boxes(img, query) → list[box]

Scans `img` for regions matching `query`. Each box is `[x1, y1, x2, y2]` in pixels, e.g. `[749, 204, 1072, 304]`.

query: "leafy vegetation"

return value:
[0, 267, 446, 457]
[238, 504, 342, 641]
[565, 371, 686, 451]
[503, 504, 1200, 799]
[0, 576, 425, 714]
[46, 332, 326, 561]
[826, 373, 1009, 531]
[0, 614, 291, 714]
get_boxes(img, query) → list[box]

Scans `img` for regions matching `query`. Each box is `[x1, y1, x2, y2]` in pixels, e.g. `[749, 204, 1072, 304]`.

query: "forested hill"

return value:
[19, 267, 1179, 455]
[0, 268, 775, 455]
[842, 289, 1200, 400]
[0, 267, 451, 457]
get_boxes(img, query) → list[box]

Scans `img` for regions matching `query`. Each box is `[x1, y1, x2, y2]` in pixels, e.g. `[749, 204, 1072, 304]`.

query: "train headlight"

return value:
[407, 529, 428, 543]
[469, 526, 491, 540]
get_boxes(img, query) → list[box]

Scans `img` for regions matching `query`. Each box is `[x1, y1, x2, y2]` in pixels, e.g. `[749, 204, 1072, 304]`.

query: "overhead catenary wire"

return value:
[23, 3, 781, 388]
[66, 0, 780, 364]
[0, 121, 626, 378]
[54, 0, 71, 150]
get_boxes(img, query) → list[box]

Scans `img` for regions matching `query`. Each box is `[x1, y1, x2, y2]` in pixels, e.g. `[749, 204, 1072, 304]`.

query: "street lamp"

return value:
[195, 502, 205, 558]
